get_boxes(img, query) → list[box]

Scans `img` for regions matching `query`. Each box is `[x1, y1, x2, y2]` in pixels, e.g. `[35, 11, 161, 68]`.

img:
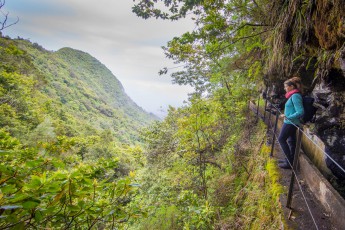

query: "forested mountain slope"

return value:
[0, 36, 156, 145]
[0, 35, 158, 229]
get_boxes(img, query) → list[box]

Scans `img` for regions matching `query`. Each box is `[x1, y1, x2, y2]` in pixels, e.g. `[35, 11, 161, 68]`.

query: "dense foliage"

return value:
[0, 37, 156, 144]
[130, 107, 284, 229]
[0, 36, 155, 228]
[129, 0, 343, 228]
[127, 1, 290, 228]
[131, 0, 345, 199]
[5, 0, 343, 227]
[0, 129, 143, 229]
[0, 32, 285, 228]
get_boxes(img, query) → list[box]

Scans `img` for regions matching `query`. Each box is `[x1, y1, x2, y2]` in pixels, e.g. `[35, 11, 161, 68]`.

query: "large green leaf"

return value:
[22, 200, 40, 209]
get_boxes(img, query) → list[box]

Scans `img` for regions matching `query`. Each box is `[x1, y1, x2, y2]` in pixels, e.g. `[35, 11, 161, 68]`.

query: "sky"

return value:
[2, 0, 195, 117]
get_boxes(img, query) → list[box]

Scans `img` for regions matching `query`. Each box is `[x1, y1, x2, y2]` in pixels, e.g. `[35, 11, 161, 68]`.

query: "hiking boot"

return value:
[278, 162, 291, 169]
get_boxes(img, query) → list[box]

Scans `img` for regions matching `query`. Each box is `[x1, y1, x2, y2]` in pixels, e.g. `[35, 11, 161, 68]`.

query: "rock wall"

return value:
[265, 0, 345, 180]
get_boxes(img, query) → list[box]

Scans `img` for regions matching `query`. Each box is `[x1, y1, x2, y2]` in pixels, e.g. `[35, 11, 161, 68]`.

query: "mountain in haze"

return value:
[0, 36, 157, 144]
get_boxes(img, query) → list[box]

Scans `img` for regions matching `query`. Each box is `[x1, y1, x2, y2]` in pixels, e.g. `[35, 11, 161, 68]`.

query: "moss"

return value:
[265, 0, 344, 83]
[312, 0, 345, 50]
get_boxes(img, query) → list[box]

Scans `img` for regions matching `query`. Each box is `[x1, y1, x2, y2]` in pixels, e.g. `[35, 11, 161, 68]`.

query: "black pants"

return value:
[278, 123, 297, 165]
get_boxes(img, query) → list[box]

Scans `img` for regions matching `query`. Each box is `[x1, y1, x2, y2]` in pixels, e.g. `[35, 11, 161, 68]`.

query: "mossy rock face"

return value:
[339, 48, 345, 76]
[310, 77, 345, 180]
[312, 0, 345, 50]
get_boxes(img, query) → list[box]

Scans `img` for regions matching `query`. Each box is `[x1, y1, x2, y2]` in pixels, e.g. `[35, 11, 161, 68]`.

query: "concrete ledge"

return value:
[301, 126, 333, 177]
[299, 153, 345, 228]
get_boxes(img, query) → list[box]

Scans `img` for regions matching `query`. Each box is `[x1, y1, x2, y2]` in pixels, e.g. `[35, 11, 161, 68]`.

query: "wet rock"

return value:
[316, 116, 339, 132]
[312, 69, 345, 180]
[327, 69, 345, 92]
[324, 132, 345, 181]
[339, 47, 345, 76]
[328, 101, 341, 117]
[312, 82, 332, 107]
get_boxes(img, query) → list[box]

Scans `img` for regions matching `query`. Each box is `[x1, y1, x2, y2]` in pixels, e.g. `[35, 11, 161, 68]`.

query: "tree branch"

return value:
[207, 29, 272, 57]
[0, 0, 19, 31]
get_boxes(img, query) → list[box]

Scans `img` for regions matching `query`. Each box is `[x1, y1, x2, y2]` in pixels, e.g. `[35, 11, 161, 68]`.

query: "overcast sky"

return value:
[2, 0, 195, 117]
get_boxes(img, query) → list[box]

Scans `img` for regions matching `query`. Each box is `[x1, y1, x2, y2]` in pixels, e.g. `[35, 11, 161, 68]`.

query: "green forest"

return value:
[1, 0, 344, 229]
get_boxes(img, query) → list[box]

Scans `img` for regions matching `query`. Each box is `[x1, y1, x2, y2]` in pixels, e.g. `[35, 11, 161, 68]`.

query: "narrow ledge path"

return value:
[267, 134, 333, 230]
[250, 100, 336, 229]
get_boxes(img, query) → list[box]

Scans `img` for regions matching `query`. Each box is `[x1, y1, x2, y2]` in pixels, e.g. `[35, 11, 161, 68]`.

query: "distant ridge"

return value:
[4, 37, 158, 143]
[55, 47, 154, 121]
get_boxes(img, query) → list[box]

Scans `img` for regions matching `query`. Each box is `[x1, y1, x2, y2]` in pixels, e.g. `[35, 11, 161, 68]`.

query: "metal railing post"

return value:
[266, 100, 272, 133]
[270, 112, 280, 157]
[286, 128, 303, 208]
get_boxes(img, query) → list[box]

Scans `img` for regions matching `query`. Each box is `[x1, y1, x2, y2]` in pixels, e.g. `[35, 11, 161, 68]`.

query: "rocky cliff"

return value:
[265, 0, 345, 179]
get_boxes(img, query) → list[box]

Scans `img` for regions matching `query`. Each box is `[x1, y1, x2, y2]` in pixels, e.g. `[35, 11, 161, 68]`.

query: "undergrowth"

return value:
[215, 119, 285, 229]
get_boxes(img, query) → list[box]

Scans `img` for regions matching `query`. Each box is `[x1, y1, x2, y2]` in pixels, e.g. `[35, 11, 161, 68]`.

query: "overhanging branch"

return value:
[0, 0, 19, 31]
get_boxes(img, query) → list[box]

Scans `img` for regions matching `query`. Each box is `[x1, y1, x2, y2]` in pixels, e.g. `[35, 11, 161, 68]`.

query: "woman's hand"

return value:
[280, 114, 285, 118]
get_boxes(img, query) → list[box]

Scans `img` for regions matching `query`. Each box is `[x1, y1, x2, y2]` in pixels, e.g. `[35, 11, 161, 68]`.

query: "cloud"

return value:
[122, 79, 193, 118]
[3, 0, 195, 116]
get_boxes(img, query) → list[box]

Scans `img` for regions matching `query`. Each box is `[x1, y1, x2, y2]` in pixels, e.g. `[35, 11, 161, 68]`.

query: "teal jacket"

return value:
[284, 93, 304, 126]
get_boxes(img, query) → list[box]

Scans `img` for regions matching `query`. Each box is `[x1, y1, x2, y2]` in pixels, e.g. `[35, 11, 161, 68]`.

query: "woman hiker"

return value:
[278, 77, 304, 169]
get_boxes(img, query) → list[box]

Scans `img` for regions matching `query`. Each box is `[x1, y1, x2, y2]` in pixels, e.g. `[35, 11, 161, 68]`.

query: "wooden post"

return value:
[286, 128, 303, 208]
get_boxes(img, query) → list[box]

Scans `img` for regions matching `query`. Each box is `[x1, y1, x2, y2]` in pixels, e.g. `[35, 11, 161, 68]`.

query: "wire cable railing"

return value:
[249, 97, 345, 230]
[267, 102, 345, 175]
[252, 96, 345, 175]
[267, 119, 319, 230]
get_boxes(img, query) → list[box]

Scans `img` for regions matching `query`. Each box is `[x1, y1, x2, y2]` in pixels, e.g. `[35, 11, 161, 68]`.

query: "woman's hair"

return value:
[284, 76, 303, 92]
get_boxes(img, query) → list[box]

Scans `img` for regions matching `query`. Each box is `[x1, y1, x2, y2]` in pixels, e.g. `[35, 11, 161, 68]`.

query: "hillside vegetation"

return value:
[0, 35, 285, 229]
[129, 0, 344, 228]
[1, 37, 156, 145]
[0, 34, 286, 229]
[0, 36, 159, 229]
[1, 0, 344, 228]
